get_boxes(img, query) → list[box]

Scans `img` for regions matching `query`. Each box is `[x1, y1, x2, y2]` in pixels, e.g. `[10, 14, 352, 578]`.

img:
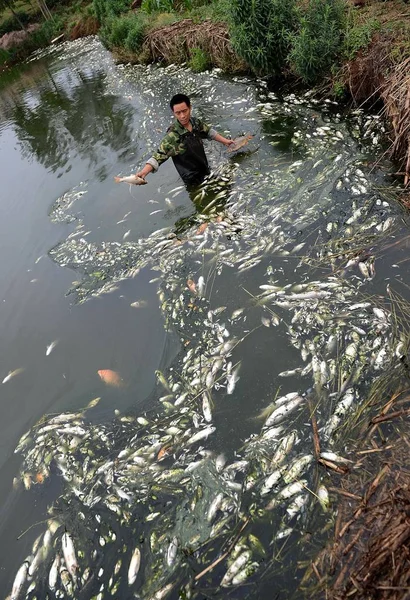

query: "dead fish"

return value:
[130, 300, 147, 308]
[2, 368, 25, 384]
[196, 222, 208, 235]
[197, 276, 205, 296]
[114, 174, 147, 185]
[10, 561, 29, 600]
[46, 340, 58, 356]
[187, 279, 196, 294]
[227, 134, 254, 153]
[97, 369, 124, 388]
[128, 547, 141, 585]
[61, 532, 78, 579]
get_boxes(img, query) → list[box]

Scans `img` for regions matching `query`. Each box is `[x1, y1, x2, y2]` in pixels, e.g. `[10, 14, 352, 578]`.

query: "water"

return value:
[1, 36, 409, 599]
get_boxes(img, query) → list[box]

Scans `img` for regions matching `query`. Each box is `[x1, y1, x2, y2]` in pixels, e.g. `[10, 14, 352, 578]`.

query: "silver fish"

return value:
[114, 174, 147, 185]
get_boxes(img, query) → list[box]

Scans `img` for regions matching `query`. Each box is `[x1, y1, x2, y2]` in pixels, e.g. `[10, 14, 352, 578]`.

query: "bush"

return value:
[100, 13, 148, 50]
[100, 16, 130, 47]
[141, 0, 192, 13]
[187, 0, 230, 24]
[229, 0, 297, 74]
[188, 46, 210, 71]
[28, 17, 64, 47]
[0, 47, 10, 65]
[0, 12, 32, 38]
[93, 0, 131, 24]
[342, 17, 380, 61]
[289, 0, 346, 84]
[124, 15, 148, 52]
[141, 0, 173, 13]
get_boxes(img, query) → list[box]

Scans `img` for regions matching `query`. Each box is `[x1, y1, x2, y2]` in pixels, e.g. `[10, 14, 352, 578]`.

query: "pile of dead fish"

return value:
[8, 64, 406, 600]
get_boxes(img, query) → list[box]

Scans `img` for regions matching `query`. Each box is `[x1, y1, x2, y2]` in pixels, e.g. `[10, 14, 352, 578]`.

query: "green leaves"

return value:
[288, 0, 345, 84]
[229, 0, 297, 74]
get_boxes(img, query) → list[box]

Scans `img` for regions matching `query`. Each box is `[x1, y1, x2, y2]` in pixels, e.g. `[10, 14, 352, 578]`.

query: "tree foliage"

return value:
[229, 0, 297, 74]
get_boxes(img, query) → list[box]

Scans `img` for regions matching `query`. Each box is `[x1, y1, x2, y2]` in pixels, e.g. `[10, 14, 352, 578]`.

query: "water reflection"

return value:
[12, 69, 134, 174]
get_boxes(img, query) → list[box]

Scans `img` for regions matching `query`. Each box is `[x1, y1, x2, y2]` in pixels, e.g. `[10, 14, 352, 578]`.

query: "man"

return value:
[136, 93, 234, 187]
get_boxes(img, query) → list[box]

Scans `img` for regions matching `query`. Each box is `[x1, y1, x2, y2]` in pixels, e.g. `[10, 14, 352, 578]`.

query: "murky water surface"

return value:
[1, 36, 410, 600]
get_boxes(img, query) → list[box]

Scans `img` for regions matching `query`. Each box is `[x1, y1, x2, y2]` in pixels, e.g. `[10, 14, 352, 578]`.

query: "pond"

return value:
[1, 35, 409, 600]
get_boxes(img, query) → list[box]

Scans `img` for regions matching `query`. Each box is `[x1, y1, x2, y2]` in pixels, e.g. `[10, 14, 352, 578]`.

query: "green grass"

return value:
[188, 46, 211, 71]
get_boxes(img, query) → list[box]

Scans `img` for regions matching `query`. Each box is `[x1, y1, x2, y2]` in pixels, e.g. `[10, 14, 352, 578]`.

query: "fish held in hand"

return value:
[97, 369, 124, 387]
[227, 134, 254, 153]
[114, 174, 147, 185]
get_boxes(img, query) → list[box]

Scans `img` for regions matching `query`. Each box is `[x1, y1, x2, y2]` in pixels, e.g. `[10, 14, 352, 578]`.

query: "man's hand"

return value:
[224, 139, 234, 148]
[136, 163, 153, 179]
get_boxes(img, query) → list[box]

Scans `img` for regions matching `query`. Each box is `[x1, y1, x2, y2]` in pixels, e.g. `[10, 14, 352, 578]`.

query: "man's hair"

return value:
[170, 94, 191, 110]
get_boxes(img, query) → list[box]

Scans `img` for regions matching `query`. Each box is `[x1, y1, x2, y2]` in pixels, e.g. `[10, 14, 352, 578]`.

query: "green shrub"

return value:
[342, 17, 380, 61]
[140, 0, 193, 12]
[29, 17, 64, 47]
[0, 48, 10, 65]
[93, 0, 130, 24]
[86, 3, 97, 17]
[100, 13, 148, 50]
[188, 0, 230, 23]
[141, 0, 176, 13]
[289, 0, 346, 84]
[100, 16, 130, 47]
[0, 12, 32, 37]
[124, 15, 148, 52]
[47, 0, 72, 9]
[229, 0, 297, 74]
[188, 47, 211, 71]
[207, 0, 230, 23]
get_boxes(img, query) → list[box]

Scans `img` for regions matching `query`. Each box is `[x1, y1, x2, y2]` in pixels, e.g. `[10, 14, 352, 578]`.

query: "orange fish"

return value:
[97, 369, 124, 387]
[157, 445, 172, 461]
[196, 222, 208, 235]
[187, 279, 197, 294]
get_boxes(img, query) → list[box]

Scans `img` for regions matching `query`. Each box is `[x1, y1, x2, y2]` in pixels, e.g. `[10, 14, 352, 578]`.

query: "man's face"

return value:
[172, 102, 191, 127]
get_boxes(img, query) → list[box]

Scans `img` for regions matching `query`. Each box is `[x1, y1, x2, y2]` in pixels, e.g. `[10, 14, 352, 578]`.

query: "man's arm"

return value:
[197, 119, 234, 148]
[136, 130, 181, 179]
[212, 132, 234, 147]
[136, 162, 154, 179]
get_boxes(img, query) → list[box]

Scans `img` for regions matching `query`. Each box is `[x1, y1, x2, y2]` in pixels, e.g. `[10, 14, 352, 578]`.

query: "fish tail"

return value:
[114, 176, 121, 183]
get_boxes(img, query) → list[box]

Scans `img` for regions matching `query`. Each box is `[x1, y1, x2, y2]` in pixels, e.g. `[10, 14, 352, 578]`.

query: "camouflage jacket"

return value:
[147, 117, 217, 184]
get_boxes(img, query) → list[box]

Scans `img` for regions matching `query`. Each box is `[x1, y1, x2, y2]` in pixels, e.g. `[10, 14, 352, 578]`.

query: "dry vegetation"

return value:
[342, 0, 410, 186]
[141, 19, 246, 72]
[303, 384, 410, 600]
